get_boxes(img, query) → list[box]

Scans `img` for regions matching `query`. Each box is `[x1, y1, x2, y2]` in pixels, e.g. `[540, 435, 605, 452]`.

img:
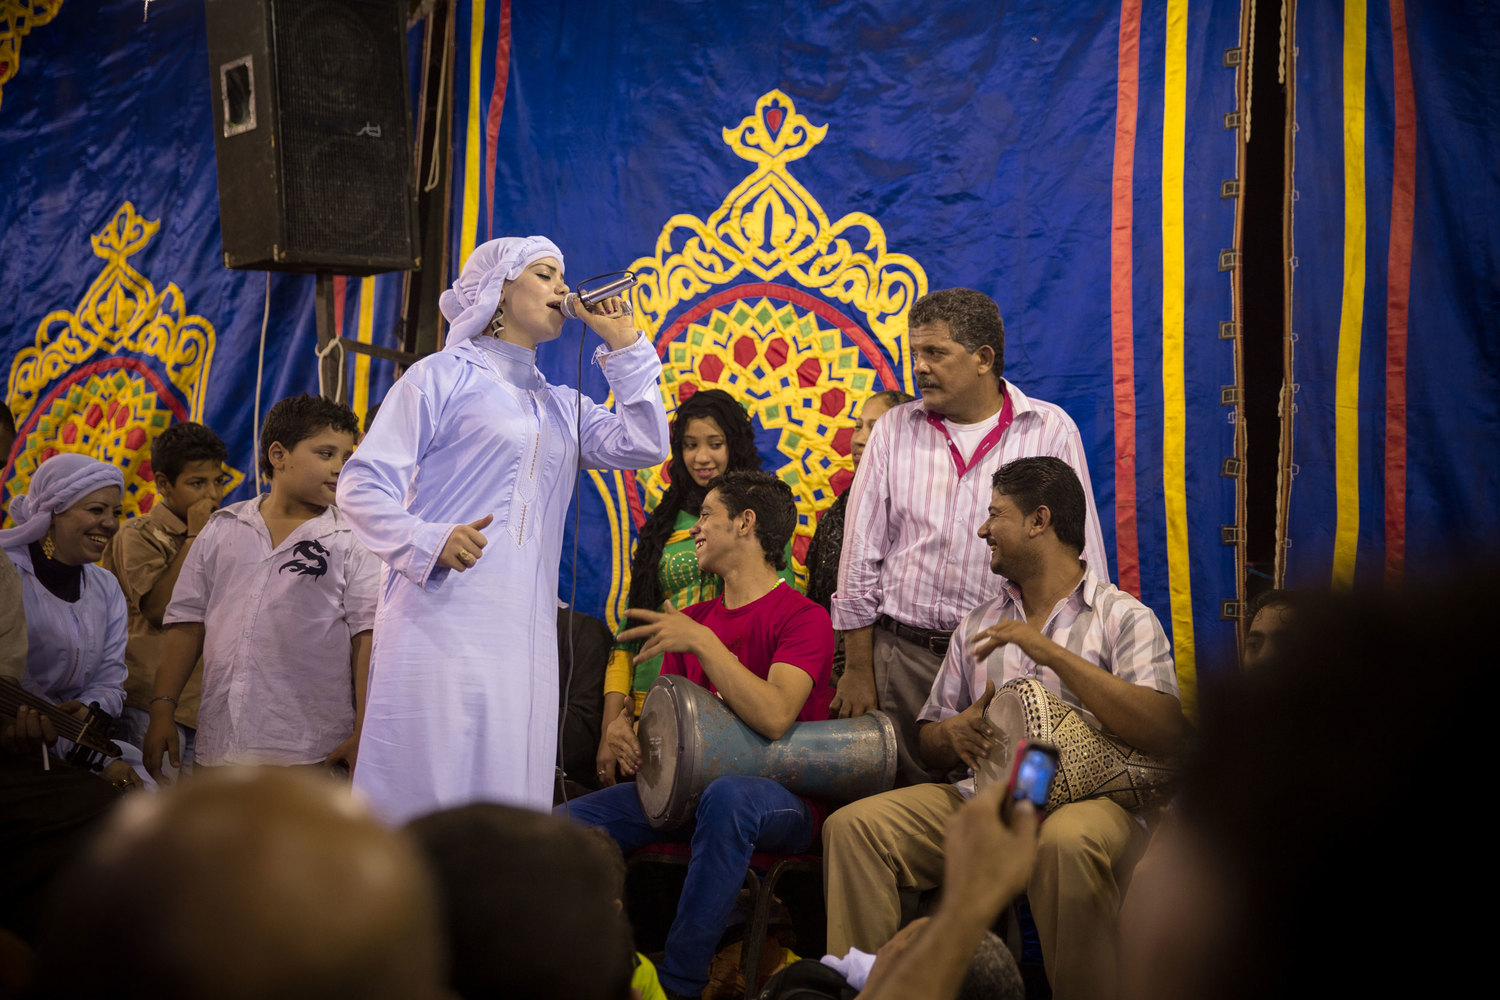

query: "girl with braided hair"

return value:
[594, 388, 796, 786]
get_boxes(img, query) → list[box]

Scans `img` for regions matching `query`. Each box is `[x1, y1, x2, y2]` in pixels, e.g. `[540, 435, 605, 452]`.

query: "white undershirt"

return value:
[942, 409, 1004, 462]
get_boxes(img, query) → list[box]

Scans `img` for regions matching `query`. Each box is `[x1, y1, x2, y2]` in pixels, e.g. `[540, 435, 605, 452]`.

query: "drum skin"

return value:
[635, 674, 899, 830]
[974, 678, 1178, 811]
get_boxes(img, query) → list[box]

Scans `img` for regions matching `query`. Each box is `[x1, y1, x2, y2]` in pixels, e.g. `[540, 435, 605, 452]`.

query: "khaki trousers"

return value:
[871, 626, 946, 785]
[823, 784, 1144, 1000]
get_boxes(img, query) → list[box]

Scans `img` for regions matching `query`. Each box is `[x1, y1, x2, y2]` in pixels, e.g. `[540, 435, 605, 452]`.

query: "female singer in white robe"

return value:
[337, 236, 669, 822]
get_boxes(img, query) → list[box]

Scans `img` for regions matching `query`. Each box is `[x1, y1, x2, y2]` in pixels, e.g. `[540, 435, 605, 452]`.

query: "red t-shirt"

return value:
[660, 581, 835, 722]
[660, 581, 836, 832]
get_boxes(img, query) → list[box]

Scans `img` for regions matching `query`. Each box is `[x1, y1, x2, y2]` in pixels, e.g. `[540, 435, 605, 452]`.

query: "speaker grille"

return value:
[272, 0, 412, 264]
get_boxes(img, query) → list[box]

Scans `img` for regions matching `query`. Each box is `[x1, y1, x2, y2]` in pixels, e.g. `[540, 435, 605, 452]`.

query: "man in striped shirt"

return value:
[824, 457, 1185, 1000]
[829, 288, 1108, 784]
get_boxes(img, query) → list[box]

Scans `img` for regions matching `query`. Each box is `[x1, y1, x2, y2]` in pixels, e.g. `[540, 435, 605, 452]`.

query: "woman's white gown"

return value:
[337, 334, 668, 823]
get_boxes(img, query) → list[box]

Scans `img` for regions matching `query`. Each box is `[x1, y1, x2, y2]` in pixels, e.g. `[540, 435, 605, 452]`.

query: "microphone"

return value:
[560, 271, 637, 320]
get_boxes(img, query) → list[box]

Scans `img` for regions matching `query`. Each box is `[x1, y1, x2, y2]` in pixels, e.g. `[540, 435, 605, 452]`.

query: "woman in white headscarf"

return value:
[1, 453, 141, 788]
[338, 236, 669, 822]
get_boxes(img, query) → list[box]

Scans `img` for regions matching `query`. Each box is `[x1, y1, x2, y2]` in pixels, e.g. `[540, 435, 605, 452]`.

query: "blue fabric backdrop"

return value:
[1, 0, 1242, 697]
[1286, 0, 1500, 588]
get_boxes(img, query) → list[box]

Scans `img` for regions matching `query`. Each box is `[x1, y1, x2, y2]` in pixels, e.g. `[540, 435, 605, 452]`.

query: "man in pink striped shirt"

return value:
[830, 288, 1107, 783]
[824, 457, 1186, 1000]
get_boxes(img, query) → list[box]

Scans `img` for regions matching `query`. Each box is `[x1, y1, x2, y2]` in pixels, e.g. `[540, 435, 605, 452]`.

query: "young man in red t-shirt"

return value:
[558, 469, 834, 1000]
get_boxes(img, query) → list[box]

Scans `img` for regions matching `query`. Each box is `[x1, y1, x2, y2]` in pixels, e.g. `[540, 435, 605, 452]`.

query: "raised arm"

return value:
[573, 334, 671, 471]
[140, 499, 217, 626]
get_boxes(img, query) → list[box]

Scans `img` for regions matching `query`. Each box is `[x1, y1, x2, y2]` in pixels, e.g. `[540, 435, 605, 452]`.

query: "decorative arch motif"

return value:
[628, 90, 926, 389]
[4, 202, 242, 522]
[593, 91, 929, 630]
[0, 0, 63, 112]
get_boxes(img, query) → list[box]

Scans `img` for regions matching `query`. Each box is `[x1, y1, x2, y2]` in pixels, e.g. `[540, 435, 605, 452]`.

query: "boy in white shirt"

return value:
[143, 395, 379, 779]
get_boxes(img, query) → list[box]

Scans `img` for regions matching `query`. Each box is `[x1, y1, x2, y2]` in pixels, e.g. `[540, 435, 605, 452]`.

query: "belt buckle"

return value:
[927, 634, 949, 656]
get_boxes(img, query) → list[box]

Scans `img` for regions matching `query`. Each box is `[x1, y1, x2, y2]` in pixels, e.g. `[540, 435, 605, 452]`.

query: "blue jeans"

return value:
[557, 776, 813, 996]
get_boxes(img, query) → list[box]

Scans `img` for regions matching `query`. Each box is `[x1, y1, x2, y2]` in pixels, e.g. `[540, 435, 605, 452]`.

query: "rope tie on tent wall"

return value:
[253, 272, 271, 497]
[1278, 0, 1288, 86]
[315, 326, 347, 403]
[424, 19, 452, 194]
[1244, 0, 1257, 142]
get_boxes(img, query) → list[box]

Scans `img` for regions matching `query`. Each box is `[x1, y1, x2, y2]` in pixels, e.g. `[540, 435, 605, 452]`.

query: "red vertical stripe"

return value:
[1110, 0, 1143, 596]
[331, 275, 348, 399]
[332, 275, 347, 337]
[1385, 0, 1414, 585]
[483, 0, 513, 243]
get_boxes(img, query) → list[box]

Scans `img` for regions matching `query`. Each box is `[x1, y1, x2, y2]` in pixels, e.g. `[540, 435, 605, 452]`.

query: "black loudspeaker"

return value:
[205, 0, 420, 275]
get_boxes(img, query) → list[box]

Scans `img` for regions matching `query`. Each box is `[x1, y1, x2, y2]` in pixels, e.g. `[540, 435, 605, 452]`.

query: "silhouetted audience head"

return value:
[1153, 576, 1487, 999]
[408, 802, 634, 1000]
[1241, 588, 1309, 669]
[35, 768, 446, 1000]
[956, 931, 1025, 1000]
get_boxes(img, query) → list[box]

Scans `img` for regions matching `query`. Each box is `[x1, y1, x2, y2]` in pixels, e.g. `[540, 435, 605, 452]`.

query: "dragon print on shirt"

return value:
[279, 539, 330, 579]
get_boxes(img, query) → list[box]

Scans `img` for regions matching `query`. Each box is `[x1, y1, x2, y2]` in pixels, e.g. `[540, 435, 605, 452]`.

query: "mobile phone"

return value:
[1002, 739, 1060, 820]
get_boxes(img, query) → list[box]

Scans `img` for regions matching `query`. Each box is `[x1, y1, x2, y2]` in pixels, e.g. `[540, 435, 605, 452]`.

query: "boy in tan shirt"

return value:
[101, 422, 227, 774]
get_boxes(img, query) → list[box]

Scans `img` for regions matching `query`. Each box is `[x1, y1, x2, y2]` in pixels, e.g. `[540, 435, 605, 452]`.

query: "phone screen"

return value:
[1012, 745, 1060, 808]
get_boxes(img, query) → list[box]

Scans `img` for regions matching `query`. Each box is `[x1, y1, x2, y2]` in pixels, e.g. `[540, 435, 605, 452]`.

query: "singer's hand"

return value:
[577, 295, 638, 352]
[437, 515, 492, 573]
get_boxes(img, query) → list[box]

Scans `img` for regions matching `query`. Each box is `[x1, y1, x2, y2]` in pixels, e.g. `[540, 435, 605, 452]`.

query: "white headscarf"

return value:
[0, 453, 125, 549]
[438, 236, 565, 350]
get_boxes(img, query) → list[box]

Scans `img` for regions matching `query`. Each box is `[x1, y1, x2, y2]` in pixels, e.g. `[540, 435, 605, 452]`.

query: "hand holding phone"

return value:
[1002, 739, 1060, 821]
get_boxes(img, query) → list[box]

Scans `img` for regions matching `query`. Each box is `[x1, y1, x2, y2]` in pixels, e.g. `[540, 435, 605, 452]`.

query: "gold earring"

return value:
[40, 532, 56, 560]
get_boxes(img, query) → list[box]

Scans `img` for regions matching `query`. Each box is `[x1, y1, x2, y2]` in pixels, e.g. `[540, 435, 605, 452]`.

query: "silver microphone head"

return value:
[560, 273, 637, 321]
[579, 273, 637, 305]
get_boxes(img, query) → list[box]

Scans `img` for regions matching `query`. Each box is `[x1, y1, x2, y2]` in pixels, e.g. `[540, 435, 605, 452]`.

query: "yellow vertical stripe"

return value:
[459, 0, 486, 270]
[1161, 0, 1195, 714]
[587, 469, 633, 631]
[352, 276, 376, 427]
[1332, 0, 1367, 588]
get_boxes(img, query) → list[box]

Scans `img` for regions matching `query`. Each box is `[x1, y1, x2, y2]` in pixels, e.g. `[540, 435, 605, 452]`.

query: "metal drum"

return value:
[973, 677, 1177, 811]
[635, 674, 899, 830]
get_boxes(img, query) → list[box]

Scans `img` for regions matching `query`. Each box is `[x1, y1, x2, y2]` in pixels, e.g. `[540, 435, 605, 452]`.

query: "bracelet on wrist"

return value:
[150, 695, 179, 708]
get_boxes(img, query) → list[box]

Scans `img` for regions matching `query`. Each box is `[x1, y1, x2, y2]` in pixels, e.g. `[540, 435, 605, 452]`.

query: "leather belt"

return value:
[875, 615, 953, 657]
